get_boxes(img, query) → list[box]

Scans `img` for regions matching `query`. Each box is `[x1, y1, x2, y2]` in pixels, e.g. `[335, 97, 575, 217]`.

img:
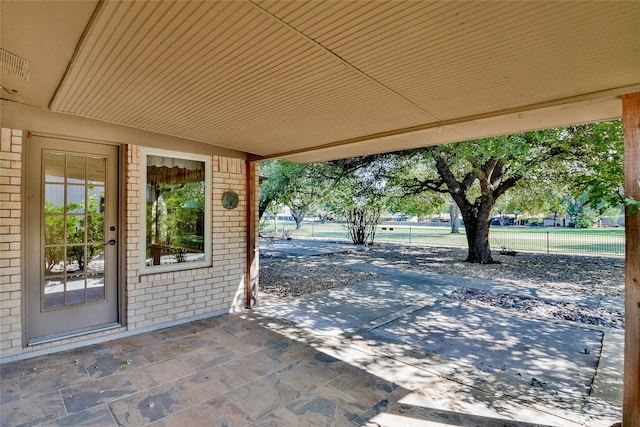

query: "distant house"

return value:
[598, 216, 626, 227]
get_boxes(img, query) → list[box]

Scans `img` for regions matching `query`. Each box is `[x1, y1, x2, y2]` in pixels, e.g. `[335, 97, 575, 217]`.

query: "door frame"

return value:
[23, 132, 125, 346]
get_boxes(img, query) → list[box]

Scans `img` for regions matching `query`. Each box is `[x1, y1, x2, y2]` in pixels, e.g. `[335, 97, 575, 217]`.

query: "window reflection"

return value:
[87, 216, 104, 242]
[43, 278, 65, 308]
[89, 186, 105, 213]
[66, 186, 85, 213]
[42, 150, 109, 309]
[67, 155, 86, 184]
[146, 155, 206, 266]
[66, 245, 85, 272]
[86, 274, 105, 302]
[44, 216, 65, 245]
[45, 247, 64, 274]
[44, 184, 64, 212]
[67, 216, 85, 244]
[87, 156, 106, 186]
[87, 245, 105, 272]
[44, 152, 65, 183]
[66, 275, 85, 305]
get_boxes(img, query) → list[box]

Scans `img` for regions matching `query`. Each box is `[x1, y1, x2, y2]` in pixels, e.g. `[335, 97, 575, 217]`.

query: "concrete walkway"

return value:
[256, 238, 624, 425]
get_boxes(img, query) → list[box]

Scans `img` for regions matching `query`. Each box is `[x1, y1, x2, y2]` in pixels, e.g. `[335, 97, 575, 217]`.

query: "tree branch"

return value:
[460, 171, 477, 192]
[431, 149, 472, 211]
[493, 174, 522, 199]
[400, 180, 449, 196]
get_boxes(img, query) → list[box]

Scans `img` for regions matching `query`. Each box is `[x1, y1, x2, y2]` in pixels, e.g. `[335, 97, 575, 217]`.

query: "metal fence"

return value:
[265, 221, 626, 257]
[487, 229, 625, 256]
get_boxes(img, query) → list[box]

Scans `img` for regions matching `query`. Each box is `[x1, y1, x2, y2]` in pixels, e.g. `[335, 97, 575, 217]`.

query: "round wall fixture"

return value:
[222, 191, 239, 209]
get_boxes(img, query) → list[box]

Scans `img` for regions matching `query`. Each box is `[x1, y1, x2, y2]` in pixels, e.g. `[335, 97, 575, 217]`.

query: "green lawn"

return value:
[262, 221, 625, 257]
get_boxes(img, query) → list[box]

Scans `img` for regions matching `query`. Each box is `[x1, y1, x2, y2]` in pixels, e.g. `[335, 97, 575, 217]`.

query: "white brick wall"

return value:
[0, 129, 24, 356]
[0, 131, 255, 360]
[125, 149, 250, 330]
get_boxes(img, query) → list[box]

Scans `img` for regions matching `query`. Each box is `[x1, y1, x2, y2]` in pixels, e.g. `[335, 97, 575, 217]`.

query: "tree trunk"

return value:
[456, 200, 495, 263]
[450, 203, 460, 234]
[461, 215, 494, 263]
[258, 196, 271, 220]
[288, 206, 307, 230]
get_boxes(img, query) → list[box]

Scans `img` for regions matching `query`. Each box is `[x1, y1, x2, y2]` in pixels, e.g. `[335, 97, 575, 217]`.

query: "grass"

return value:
[261, 221, 625, 257]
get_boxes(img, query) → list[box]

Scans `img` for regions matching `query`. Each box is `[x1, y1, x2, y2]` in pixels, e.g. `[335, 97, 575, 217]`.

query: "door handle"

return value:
[107, 239, 116, 246]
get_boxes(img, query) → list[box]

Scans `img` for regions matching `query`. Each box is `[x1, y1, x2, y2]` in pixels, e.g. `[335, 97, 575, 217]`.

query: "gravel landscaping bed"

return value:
[259, 259, 386, 303]
[259, 243, 625, 327]
[332, 244, 625, 298]
[447, 286, 625, 329]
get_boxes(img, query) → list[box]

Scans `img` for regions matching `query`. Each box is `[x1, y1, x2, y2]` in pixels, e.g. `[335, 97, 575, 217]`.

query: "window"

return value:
[140, 149, 211, 272]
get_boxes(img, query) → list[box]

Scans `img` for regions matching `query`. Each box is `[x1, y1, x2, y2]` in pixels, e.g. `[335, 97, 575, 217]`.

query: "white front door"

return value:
[26, 136, 119, 342]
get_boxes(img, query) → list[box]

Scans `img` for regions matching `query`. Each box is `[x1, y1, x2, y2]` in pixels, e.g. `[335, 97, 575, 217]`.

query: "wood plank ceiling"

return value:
[4, 1, 640, 161]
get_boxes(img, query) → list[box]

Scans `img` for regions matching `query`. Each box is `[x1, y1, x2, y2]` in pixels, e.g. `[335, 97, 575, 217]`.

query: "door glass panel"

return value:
[44, 152, 65, 183]
[66, 275, 85, 305]
[88, 186, 105, 213]
[40, 148, 113, 313]
[67, 155, 86, 184]
[87, 216, 104, 243]
[87, 157, 105, 185]
[44, 215, 65, 245]
[87, 274, 105, 302]
[66, 245, 85, 273]
[87, 245, 104, 272]
[44, 184, 65, 212]
[66, 186, 85, 213]
[45, 247, 64, 274]
[43, 277, 65, 309]
[67, 216, 85, 244]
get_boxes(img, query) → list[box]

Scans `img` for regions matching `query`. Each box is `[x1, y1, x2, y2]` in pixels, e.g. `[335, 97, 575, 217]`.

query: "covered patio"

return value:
[1, 1, 639, 425]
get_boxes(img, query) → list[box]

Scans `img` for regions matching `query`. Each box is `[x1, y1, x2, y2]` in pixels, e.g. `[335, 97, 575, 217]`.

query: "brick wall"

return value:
[125, 148, 250, 330]
[0, 129, 23, 357]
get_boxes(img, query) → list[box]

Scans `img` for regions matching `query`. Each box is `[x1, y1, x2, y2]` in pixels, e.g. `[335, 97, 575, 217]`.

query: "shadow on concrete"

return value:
[256, 251, 623, 425]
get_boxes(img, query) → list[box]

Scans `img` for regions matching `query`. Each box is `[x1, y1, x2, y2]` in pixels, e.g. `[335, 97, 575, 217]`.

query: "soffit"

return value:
[0, 1, 98, 108]
[3, 1, 640, 160]
[48, 1, 431, 155]
[257, 1, 640, 121]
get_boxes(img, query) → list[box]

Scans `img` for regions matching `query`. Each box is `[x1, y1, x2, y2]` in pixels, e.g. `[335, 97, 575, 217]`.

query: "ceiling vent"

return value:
[0, 49, 30, 81]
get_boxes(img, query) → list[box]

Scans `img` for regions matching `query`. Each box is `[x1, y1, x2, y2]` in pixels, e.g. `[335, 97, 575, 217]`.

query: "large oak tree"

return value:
[388, 122, 623, 263]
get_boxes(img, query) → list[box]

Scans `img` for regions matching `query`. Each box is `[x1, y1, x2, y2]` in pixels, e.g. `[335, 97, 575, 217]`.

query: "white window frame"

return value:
[139, 147, 212, 274]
